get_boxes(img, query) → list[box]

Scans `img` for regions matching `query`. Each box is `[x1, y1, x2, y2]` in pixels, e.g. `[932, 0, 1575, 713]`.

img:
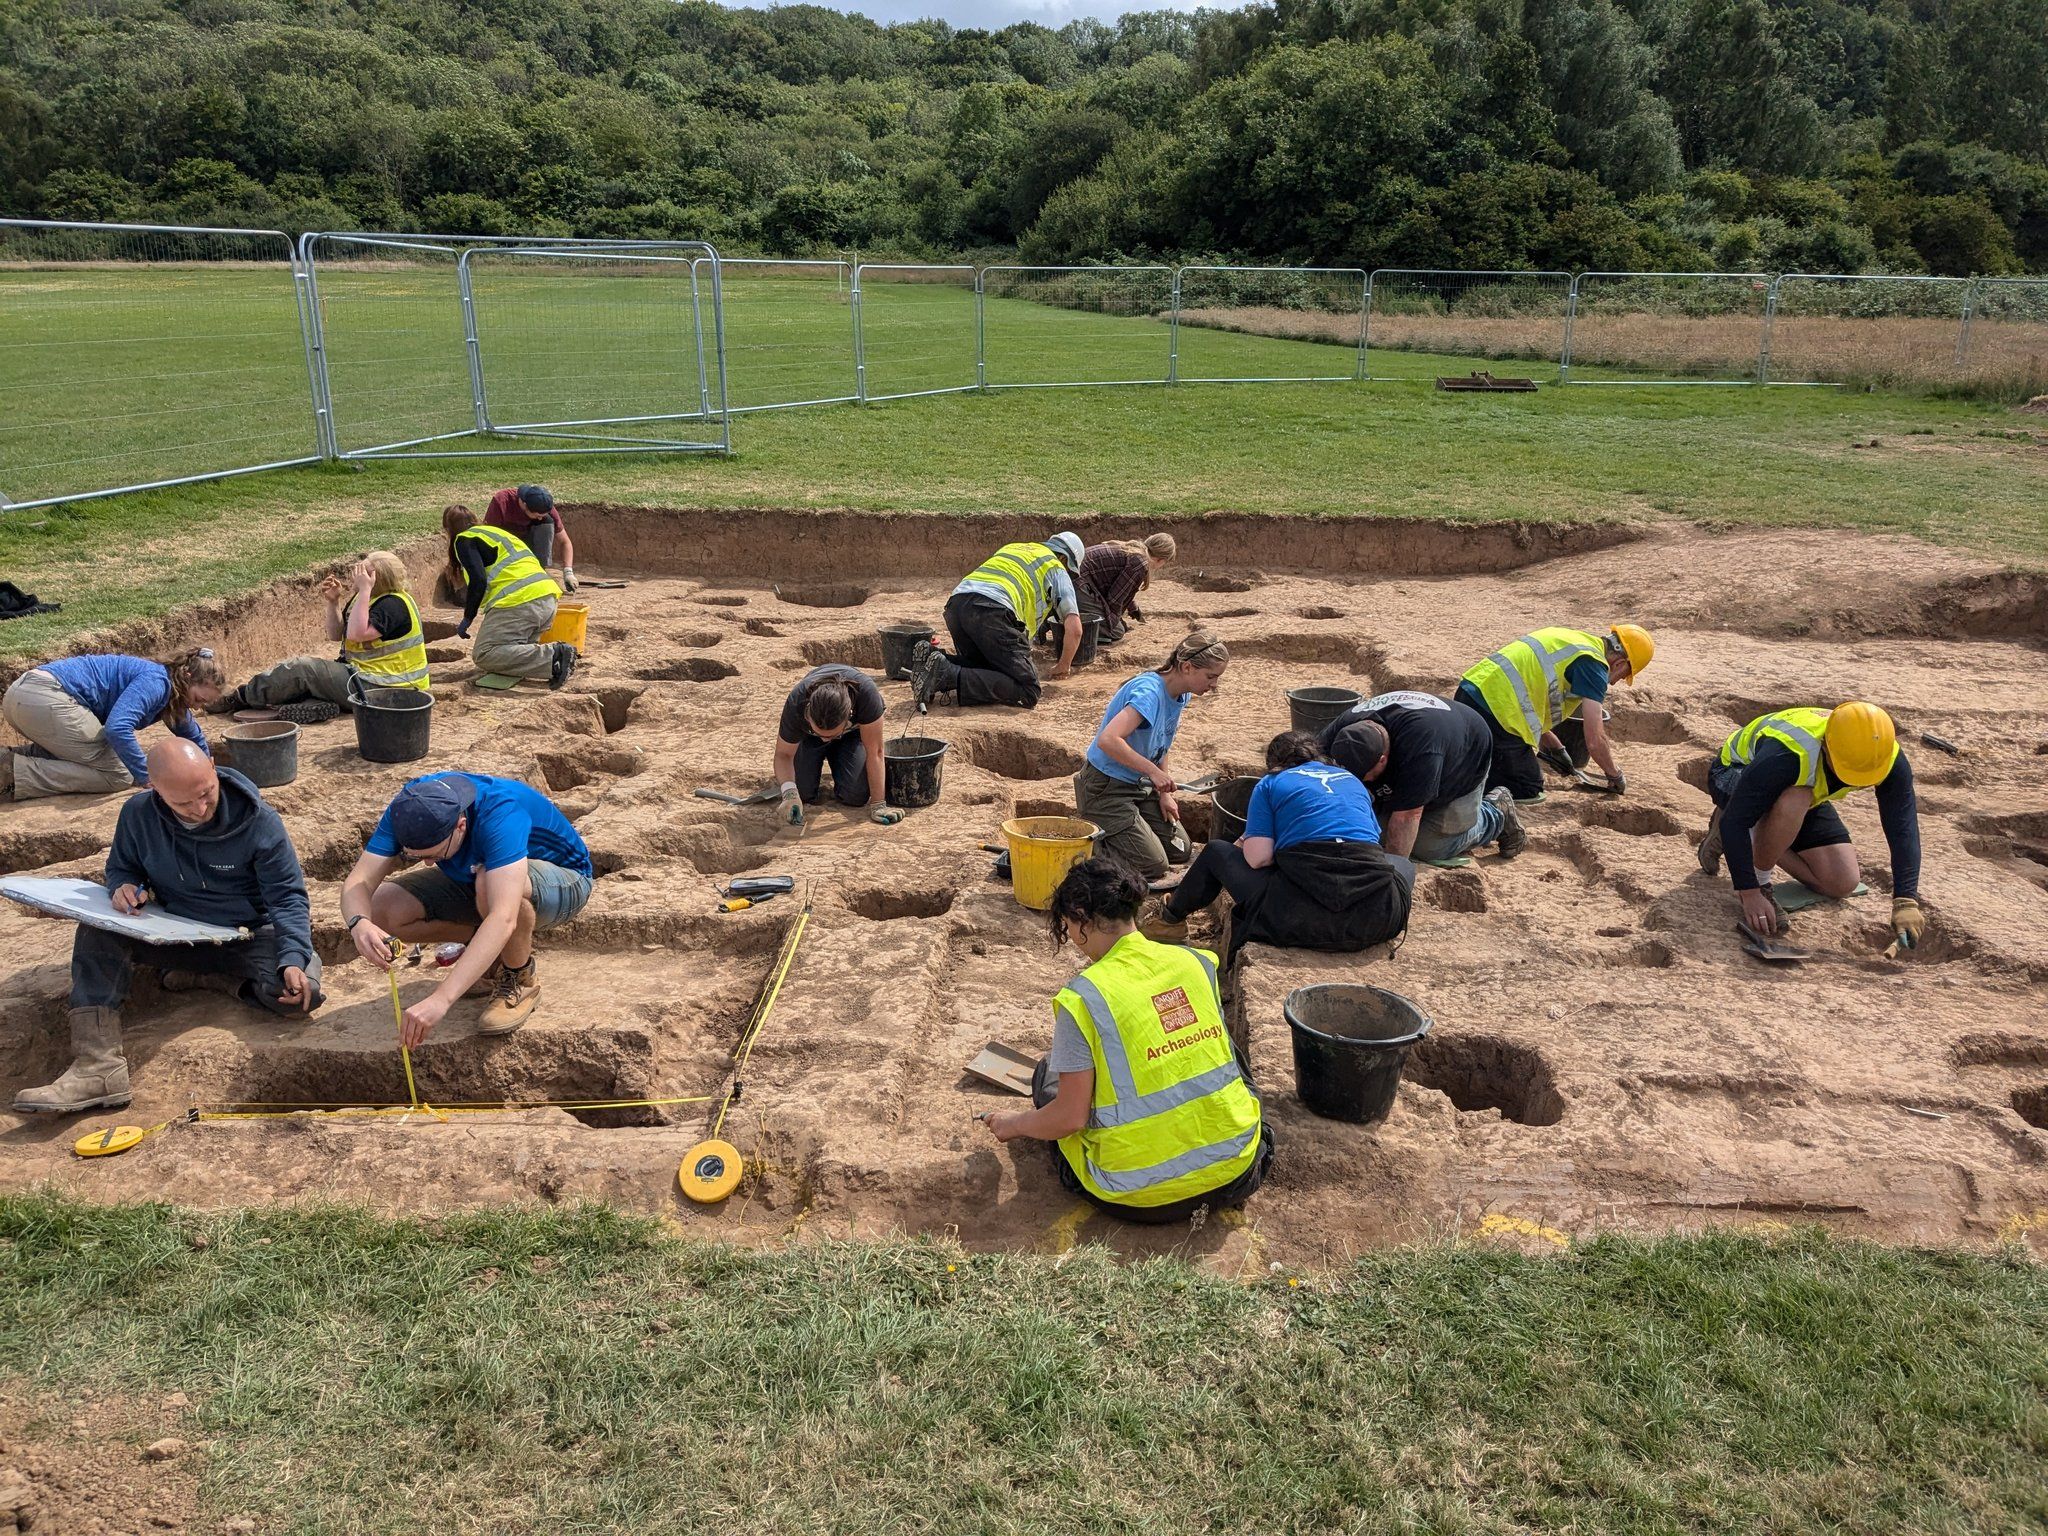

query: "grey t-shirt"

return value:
[1049, 1001, 1094, 1080]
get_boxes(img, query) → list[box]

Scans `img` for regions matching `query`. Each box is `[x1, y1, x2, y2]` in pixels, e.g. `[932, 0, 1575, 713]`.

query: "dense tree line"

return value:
[4, 0, 2047, 274]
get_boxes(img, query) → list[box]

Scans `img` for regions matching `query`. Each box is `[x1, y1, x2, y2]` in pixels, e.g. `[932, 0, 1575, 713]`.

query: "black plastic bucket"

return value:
[884, 735, 949, 808]
[1072, 615, 1104, 667]
[1285, 983, 1433, 1124]
[353, 684, 434, 764]
[1210, 776, 1255, 842]
[1288, 686, 1362, 736]
[221, 720, 299, 789]
[879, 622, 934, 682]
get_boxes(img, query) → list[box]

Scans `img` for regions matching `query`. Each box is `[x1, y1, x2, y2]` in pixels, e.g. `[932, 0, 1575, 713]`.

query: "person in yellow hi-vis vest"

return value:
[983, 857, 1272, 1224]
[910, 531, 1084, 710]
[1455, 623, 1654, 802]
[215, 552, 429, 725]
[443, 506, 575, 689]
[1700, 703, 1925, 950]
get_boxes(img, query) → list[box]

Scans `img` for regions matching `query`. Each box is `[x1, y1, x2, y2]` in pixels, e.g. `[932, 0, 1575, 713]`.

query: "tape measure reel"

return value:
[73, 1124, 150, 1158]
[678, 1138, 743, 1203]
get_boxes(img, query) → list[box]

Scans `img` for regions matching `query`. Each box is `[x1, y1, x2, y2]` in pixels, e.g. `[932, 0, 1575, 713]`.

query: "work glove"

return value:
[1127, 601, 1144, 623]
[1890, 896, 1924, 950]
[562, 566, 579, 594]
[1601, 772, 1627, 795]
[1537, 745, 1575, 777]
[455, 624, 471, 641]
[871, 806, 904, 826]
[779, 783, 803, 829]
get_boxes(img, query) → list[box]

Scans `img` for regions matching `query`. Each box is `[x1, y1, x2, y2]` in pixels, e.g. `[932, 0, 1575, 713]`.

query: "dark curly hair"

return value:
[1265, 729, 1327, 772]
[1047, 855, 1147, 950]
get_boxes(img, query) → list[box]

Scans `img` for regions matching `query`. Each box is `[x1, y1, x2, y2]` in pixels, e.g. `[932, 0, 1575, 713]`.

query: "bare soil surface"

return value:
[0, 512, 2043, 1271]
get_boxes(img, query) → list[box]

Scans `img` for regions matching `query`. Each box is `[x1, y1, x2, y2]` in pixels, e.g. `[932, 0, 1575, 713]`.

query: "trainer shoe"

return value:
[1697, 807, 1724, 877]
[274, 699, 343, 725]
[909, 640, 949, 712]
[1487, 786, 1527, 860]
[548, 642, 578, 692]
[478, 958, 539, 1035]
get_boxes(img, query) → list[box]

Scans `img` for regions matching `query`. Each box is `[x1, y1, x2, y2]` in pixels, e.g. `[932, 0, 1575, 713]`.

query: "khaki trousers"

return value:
[240, 656, 354, 708]
[474, 597, 557, 680]
[3, 670, 137, 799]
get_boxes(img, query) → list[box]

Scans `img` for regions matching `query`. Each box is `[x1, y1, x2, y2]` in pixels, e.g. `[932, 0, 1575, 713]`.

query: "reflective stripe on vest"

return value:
[966, 542, 1063, 636]
[1054, 941, 1263, 1206]
[1462, 628, 1604, 746]
[343, 591, 430, 691]
[1719, 707, 1896, 807]
[459, 524, 558, 611]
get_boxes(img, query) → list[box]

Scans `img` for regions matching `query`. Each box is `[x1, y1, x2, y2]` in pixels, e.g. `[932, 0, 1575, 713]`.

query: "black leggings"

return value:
[1165, 840, 1271, 921]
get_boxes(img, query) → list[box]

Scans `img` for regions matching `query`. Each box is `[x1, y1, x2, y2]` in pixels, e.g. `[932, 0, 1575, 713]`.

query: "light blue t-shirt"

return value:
[367, 772, 593, 886]
[1084, 671, 1187, 783]
[953, 565, 1078, 624]
[1245, 763, 1382, 852]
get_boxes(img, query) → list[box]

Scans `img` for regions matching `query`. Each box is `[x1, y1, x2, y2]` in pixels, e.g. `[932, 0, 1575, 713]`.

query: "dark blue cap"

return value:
[388, 775, 476, 851]
[517, 485, 554, 514]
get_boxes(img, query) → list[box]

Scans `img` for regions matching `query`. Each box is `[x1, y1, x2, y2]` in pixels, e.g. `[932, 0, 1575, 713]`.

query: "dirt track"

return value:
[0, 510, 2043, 1270]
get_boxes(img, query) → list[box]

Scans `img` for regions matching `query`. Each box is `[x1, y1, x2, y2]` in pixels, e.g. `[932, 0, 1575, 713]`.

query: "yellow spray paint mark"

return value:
[1214, 1206, 1270, 1282]
[1476, 1213, 1571, 1249]
[1040, 1201, 1094, 1255]
[1995, 1208, 2048, 1245]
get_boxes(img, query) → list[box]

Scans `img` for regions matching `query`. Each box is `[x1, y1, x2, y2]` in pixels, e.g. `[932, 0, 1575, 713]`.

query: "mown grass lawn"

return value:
[1, 1196, 2043, 1533]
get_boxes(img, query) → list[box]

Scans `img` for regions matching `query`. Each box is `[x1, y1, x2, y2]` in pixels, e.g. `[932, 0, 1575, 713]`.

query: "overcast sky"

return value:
[754, 0, 1211, 29]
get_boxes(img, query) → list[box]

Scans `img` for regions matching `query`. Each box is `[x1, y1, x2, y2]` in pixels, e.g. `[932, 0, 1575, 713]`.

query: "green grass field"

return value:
[3, 1197, 2043, 1533]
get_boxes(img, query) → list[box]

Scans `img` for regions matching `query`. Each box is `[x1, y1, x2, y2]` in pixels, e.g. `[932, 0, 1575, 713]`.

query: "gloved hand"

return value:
[1537, 745, 1575, 777]
[562, 566, 579, 594]
[871, 806, 904, 826]
[1602, 772, 1627, 795]
[455, 625, 471, 641]
[778, 783, 803, 829]
[1890, 896, 1924, 950]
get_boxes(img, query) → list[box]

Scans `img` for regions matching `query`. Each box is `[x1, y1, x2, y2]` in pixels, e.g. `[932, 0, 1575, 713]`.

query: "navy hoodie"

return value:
[103, 765, 315, 972]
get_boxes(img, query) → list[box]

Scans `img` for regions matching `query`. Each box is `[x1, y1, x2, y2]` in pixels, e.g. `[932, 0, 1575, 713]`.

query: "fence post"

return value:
[1168, 270, 1181, 384]
[1955, 278, 1978, 369]
[1757, 277, 1781, 385]
[709, 256, 732, 455]
[1354, 275, 1368, 382]
[690, 259, 712, 419]
[456, 251, 490, 435]
[852, 263, 867, 404]
[295, 235, 338, 461]
[1560, 275, 1580, 386]
[975, 272, 987, 392]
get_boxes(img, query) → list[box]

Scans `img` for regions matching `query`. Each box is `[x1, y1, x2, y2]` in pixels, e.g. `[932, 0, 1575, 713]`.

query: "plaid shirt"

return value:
[1078, 543, 1147, 616]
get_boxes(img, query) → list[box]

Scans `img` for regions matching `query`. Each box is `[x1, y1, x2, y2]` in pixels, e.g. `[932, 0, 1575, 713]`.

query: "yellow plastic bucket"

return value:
[1001, 816, 1100, 911]
[539, 601, 589, 651]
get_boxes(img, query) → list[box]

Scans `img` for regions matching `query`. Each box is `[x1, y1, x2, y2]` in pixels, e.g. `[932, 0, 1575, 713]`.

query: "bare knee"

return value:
[371, 884, 434, 935]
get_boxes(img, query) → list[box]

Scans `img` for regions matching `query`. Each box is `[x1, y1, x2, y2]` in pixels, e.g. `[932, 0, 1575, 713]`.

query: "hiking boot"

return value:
[464, 961, 502, 999]
[1139, 900, 1189, 944]
[1697, 807, 1724, 877]
[12, 1007, 131, 1115]
[274, 698, 343, 725]
[205, 689, 246, 716]
[478, 959, 538, 1035]
[547, 643, 578, 692]
[1487, 786, 1527, 860]
[159, 969, 245, 1000]
[908, 640, 949, 713]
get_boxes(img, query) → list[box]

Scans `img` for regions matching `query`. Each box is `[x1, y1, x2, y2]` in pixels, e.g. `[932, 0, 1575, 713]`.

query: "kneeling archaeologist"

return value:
[1701, 703, 1926, 950]
[14, 740, 322, 1114]
[773, 664, 899, 828]
[912, 532, 1084, 710]
[983, 858, 1271, 1223]
[217, 552, 428, 723]
[340, 772, 594, 1042]
[1322, 690, 1525, 864]
[1456, 623, 1653, 801]
[444, 506, 577, 690]
[1073, 631, 1228, 880]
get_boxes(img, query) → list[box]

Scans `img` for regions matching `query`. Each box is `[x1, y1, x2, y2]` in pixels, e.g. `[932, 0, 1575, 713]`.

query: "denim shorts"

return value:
[395, 860, 593, 930]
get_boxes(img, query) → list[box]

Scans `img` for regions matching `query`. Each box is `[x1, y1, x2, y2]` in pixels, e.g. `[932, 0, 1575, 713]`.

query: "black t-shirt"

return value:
[778, 664, 886, 743]
[1322, 693, 1493, 816]
[338, 594, 413, 657]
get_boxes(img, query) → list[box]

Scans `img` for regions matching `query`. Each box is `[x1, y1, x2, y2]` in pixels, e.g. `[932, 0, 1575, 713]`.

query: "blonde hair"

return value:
[1158, 628, 1228, 676]
[1144, 532, 1176, 562]
[363, 550, 410, 600]
[159, 645, 226, 729]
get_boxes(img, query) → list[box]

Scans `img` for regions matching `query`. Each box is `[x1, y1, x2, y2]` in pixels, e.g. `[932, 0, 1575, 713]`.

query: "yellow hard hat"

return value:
[1824, 701, 1896, 787]
[1609, 623, 1654, 685]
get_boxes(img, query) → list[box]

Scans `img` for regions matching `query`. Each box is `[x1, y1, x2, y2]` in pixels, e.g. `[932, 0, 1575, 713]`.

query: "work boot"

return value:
[159, 969, 245, 1001]
[206, 688, 246, 716]
[909, 640, 950, 713]
[12, 1007, 131, 1115]
[274, 698, 343, 725]
[547, 643, 578, 692]
[1487, 786, 1527, 860]
[464, 961, 503, 999]
[478, 958, 538, 1035]
[1697, 807, 1724, 877]
[1139, 900, 1189, 944]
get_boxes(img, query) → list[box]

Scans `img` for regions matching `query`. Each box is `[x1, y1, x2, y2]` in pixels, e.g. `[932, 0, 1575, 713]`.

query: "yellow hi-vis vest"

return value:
[1462, 627, 1606, 746]
[963, 541, 1066, 636]
[458, 524, 559, 612]
[1053, 934, 1263, 1209]
[1720, 707, 1898, 807]
[342, 591, 429, 692]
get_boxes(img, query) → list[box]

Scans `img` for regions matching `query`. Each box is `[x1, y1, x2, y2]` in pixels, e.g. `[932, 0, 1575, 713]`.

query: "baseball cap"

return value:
[517, 484, 554, 514]
[388, 775, 476, 851]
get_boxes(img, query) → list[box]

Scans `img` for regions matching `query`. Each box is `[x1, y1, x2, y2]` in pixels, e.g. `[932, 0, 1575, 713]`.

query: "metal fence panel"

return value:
[1170, 267, 1367, 383]
[1763, 274, 1974, 389]
[977, 266, 1175, 389]
[463, 246, 726, 453]
[1364, 270, 1572, 382]
[716, 260, 855, 413]
[0, 219, 318, 510]
[852, 265, 977, 402]
[1563, 273, 1771, 385]
[1958, 279, 2048, 400]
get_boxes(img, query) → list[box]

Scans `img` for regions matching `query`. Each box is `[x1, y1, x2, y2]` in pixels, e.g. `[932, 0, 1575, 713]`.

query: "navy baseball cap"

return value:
[517, 484, 554, 514]
[389, 775, 476, 851]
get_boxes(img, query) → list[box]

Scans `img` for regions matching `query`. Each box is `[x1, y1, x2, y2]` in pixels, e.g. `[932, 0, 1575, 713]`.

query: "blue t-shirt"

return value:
[1084, 671, 1188, 783]
[1564, 655, 1609, 707]
[38, 654, 211, 783]
[1245, 763, 1382, 851]
[367, 772, 592, 886]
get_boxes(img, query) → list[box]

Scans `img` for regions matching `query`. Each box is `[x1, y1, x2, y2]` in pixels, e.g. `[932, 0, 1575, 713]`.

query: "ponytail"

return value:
[1156, 629, 1228, 677]
[159, 646, 226, 729]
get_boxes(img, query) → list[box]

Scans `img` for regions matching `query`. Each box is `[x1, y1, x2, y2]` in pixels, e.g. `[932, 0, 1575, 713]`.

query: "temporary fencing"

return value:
[0, 219, 319, 509]
[1171, 267, 1367, 383]
[717, 260, 856, 413]
[1941, 277, 2048, 400]
[1763, 274, 1977, 390]
[852, 265, 977, 402]
[1564, 273, 1773, 385]
[1365, 270, 1573, 381]
[978, 266, 1175, 388]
